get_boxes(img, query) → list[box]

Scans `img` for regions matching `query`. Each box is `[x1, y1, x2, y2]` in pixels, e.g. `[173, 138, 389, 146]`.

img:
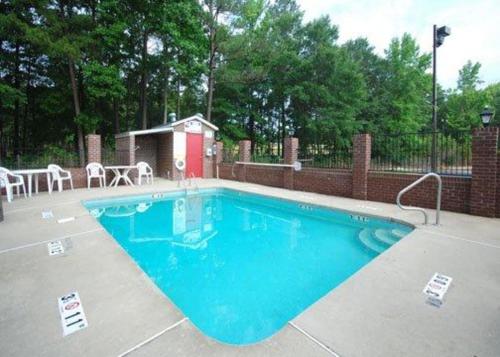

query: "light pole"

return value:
[431, 25, 451, 172]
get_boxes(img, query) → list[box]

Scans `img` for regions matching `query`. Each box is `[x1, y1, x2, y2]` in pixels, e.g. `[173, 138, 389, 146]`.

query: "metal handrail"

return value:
[231, 161, 301, 178]
[396, 173, 442, 225]
[189, 172, 199, 191]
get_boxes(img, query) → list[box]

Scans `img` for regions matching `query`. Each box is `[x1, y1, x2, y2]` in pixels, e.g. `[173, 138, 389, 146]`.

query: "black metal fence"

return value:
[297, 146, 352, 169]
[371, 131, 472, 176]
[222, 145, 239, 163]
[0, 146, 84, 169]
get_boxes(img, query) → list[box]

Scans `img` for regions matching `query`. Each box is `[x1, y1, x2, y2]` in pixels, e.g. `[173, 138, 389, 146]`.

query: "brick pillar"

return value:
[497, 152, 500, 218]
[470, 127, 498, 217]
[238, 140, 251, 181]
[115, 135, 135, 166]
[283, 137, 298, 189]
[213, 141, 223, 179]
[86, 134, 101, 164]
[352, 134, 371, 200]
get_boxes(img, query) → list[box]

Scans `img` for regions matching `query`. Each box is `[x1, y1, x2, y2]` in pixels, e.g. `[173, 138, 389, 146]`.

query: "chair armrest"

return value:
[8, 173, 24, 183]
[61, 169, 71, 178]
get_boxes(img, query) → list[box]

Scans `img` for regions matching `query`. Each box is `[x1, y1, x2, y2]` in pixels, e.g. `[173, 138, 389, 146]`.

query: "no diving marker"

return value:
[48, 241, 64, 256]
[42, 210, 54, 219]
[58, 291, 88, 336]
[423, 273, 453, 307]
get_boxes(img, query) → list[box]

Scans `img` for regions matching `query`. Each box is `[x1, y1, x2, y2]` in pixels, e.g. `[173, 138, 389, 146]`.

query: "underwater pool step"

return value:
[358, 228, 389, 254]
[374, 229, 401, 245]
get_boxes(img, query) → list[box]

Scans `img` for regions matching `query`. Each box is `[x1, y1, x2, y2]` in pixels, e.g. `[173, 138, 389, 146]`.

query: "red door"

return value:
[186, 133, 203, 177]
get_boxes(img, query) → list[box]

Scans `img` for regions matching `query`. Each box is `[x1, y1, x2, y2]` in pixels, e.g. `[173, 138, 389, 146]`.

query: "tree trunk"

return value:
[69, 59, 85, 167]
[13, 42, 20, 158]
[176, 76, 181, 120]
[206, 0, 218, 122]
[113, 98, 120, 134]
[140, 31, 148, 129]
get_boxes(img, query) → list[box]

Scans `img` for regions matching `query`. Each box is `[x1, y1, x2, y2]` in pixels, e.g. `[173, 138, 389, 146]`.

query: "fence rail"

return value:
[222, 146, 239, 163]
[298, 146, 352, 169]
[370, 131, 472, 176]
[0, 147, 85, 169]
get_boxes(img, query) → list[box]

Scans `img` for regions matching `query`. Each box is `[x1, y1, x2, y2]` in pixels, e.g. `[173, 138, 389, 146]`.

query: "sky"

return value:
[297, 0, 500, 89]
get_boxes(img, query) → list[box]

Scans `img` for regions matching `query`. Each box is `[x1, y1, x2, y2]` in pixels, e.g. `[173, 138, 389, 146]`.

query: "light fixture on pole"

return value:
[431, 25, 451, 172]
[480, 106, 494, 127]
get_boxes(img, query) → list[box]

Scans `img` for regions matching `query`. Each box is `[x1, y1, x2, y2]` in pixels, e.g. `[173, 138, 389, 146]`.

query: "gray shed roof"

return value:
[115, 114, 219, 138]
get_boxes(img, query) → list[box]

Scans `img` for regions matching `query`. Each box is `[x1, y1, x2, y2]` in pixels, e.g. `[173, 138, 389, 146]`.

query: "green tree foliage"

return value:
[442, 61, 490, 131]
[0, 0, 498, 164]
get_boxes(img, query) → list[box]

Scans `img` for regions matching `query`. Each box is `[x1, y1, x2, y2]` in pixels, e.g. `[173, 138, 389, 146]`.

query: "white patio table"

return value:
[12, 168, 53, 197]
[105, 165, 136, 187]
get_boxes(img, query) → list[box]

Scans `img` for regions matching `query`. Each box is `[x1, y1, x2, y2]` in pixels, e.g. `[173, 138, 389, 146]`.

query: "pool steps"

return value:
[358, 228, 403, 254]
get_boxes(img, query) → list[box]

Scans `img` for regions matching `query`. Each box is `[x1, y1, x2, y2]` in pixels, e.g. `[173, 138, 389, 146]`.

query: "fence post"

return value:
[470, 127, 498, 217]
[352, 133, 371, 200]
[86, 134, 101, 164]
[238, 140, 251, 181]
[284, 137, 298, 189]
[213, 141, 223, 179]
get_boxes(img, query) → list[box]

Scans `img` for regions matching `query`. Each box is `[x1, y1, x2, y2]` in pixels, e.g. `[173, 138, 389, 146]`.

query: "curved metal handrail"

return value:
[396, 172, 442, 225]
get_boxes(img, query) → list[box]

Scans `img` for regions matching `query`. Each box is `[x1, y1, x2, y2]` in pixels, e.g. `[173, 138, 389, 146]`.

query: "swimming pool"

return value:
[84, 188, 413, 345]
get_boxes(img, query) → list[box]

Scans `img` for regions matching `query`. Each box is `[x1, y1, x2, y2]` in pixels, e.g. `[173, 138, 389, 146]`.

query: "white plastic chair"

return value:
[86, 162, 106, 189]
[48, 164, 74, 192]
[136, 161, 153, 185]
[0, 167, 27, 202]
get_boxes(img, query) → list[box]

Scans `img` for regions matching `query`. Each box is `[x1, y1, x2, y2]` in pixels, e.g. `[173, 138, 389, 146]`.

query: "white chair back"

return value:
[136, 161, 152, 175]
[48, 164, 63, 179]
[86, 162, 104, 177]
[0, 167, 10, 187]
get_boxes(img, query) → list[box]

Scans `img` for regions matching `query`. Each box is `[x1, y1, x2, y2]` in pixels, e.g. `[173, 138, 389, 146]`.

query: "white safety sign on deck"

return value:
[42, 210, 54, 219]
[57, 216, 75, 224]
[58, 291, 88, 336]
[423, 273, 453, 307]
[48, 241, 64, 256]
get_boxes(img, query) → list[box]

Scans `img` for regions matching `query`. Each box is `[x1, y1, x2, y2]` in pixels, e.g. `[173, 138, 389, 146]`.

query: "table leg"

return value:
[35, 173, 39, 194]
[47, 173, 52, 194]
[123, 169, 135, 186]
[112, 169, 120, 187]
[28, 174, 33, 197]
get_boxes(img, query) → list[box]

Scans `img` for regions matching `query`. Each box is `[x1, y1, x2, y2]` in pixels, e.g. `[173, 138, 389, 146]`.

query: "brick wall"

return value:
[202, 129, 215, 179]
[135, 135, 158, 174]
[219, 133, 500, 217]
[115, 135, 135, 165]
[470, 127, 498, 217]
[368, 172, 471, 213]
[157, 133, 173, 179]
[86, 134, 101, 163]
[294, 168, 353, 197]
[352, 134, 371, 200]
[283, 137, 298, 189]
[497, 153, 500, 218]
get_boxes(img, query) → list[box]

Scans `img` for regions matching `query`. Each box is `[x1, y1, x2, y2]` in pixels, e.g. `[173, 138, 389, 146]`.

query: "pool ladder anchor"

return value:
[178, 172, 199, 195]
[396, 172, 442, 225]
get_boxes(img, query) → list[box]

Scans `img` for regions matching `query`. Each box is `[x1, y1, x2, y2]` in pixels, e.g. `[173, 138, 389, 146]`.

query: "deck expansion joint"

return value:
[0, 228, 104, 255]
[288, 321, 341, 357]
[421, 229, 500, 249]
[117, 317, 188, 357]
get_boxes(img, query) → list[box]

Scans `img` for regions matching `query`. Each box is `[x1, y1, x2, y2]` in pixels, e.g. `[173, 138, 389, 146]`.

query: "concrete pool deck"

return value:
[1, 178, 499, 356]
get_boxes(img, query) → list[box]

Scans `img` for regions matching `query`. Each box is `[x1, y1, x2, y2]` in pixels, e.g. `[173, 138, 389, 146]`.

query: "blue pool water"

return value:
[84, 188, 412, 345]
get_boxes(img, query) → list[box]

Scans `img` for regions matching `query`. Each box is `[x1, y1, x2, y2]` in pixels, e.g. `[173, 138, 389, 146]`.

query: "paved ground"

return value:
[1, 179, 499, 356]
